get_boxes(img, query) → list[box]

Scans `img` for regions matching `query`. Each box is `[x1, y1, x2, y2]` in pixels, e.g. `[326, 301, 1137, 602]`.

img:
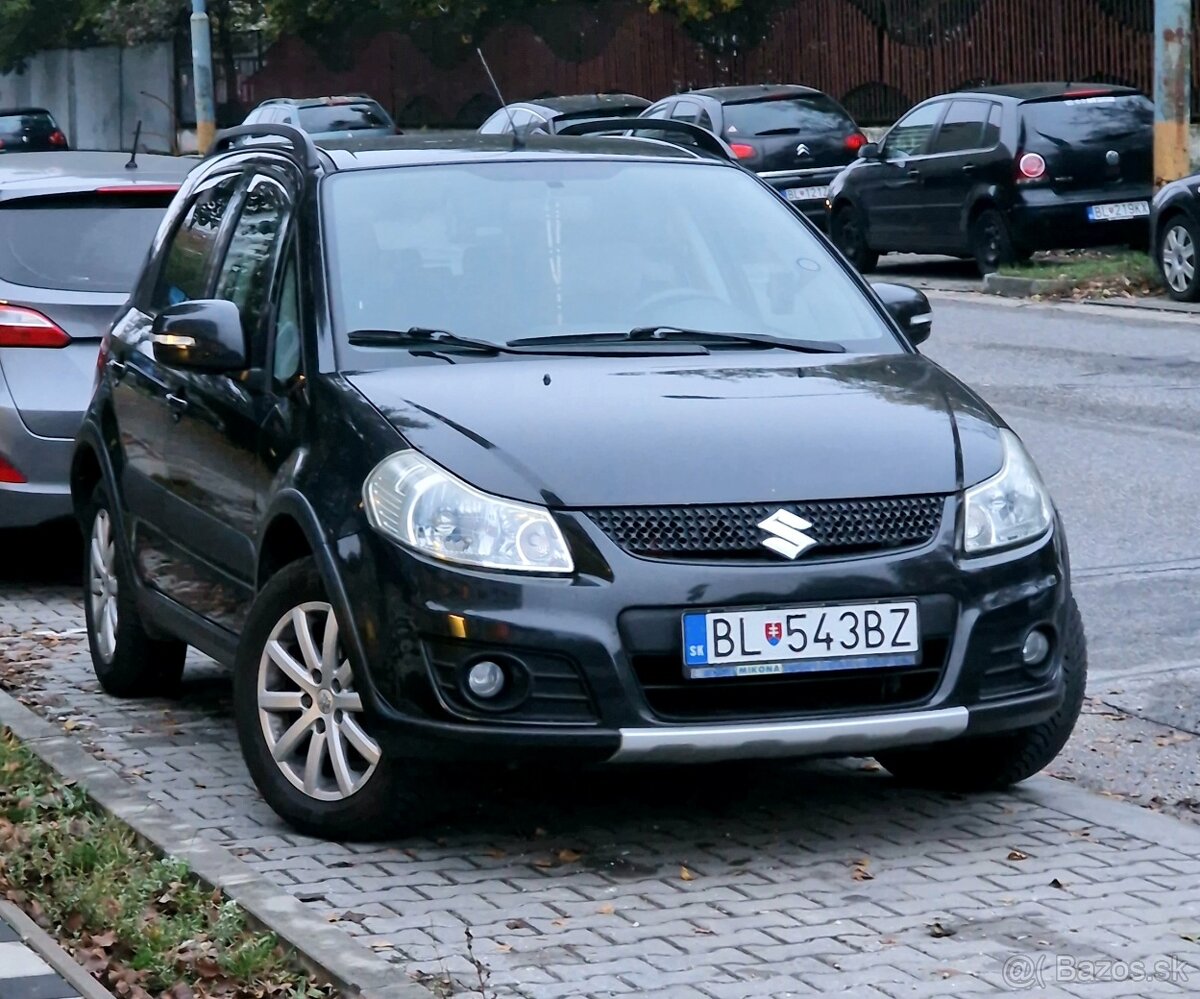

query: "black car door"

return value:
[159, 170, 295, 629]
[919, 100, 1003, 253]
[859, 101, 947, 250]
[108, 172, 242, 553]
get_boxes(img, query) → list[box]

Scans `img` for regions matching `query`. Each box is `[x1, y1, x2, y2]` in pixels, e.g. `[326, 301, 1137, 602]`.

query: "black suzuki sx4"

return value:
[72, 126, 1085, 838]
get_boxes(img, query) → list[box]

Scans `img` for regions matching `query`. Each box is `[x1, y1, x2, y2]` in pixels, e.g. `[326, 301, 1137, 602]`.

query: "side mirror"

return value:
[857, 142, 880, 160]
[152, 300, 248, 372]
[870, 282, 932, 345]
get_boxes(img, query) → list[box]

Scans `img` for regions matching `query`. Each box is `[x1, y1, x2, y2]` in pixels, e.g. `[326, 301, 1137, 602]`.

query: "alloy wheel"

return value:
[88, 509, 118, 663]
[1162, 224, 1195, 294]
[256, 601, 380, 801]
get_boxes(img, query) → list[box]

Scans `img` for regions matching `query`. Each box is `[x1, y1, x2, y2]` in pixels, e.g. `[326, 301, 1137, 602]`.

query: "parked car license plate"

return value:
[1087, 201, 1149, 222]
[681, 601, 920, 679]
[785, 186, 829, 203]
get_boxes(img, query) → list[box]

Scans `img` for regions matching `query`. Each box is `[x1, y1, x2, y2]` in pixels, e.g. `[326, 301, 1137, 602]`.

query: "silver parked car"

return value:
[0, 151, 195, 528]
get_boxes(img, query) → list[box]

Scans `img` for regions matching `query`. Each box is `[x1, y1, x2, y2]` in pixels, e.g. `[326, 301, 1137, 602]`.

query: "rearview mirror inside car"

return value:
[857, 142, 880, 160]
[870, 282, 932, 346]
[151, 300, 248, 372]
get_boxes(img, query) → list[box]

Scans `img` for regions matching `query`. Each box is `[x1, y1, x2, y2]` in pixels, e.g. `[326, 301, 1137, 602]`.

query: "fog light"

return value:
[1021, 629, 1051, 666]
[466, 660, 505, 699]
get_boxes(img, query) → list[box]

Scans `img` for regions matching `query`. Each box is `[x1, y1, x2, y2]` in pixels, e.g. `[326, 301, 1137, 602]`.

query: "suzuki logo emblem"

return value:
[757, 509, 818, 559]
[796, 143, 812, 157]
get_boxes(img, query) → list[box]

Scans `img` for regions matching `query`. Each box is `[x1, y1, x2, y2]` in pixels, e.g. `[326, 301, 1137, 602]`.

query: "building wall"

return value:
[0, 42, 176, 153]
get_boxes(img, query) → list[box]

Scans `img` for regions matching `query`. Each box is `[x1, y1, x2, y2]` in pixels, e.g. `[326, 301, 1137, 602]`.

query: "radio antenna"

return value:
[476, 48, 524, 150]
[125, 119, 143, 169]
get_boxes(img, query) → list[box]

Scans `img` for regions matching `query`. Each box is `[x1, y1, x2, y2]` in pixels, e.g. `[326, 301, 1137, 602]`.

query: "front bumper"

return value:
[335, 497, 1071, 766]
[1010, 187, 1152, 250]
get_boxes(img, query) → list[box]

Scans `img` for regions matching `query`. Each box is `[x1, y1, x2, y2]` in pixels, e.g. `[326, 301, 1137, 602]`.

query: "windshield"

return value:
[323, 160, 897, 362]
[723, 95, 854, 137]
[0, 195, 171, 292]
[1022, 93, 1152, 144]
[299, 102, 392, 133]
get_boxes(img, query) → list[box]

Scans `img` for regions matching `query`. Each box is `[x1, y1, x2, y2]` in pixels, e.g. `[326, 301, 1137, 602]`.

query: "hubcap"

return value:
[89, 509, 118, 663]
[1162, 224, 1195, 293]
[256, 601, 381, 802]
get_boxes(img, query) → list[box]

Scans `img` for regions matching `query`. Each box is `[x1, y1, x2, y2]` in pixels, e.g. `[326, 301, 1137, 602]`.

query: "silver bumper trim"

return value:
[612, 707, 969, 763]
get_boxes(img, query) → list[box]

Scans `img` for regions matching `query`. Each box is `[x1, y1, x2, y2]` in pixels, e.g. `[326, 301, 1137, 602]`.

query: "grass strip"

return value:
[0, 728, 340, 999]
[998, 250, 1162, 297]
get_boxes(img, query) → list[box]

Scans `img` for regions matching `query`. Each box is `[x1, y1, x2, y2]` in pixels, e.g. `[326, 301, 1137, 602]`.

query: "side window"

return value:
[213, 176, 291, 345]
[645, 102, 673, 120]
[479, 109, 509, 134]
[272, 254, 301, 385]
[153, 174, 240, 310]
[885, 103, 944, 159]
[930, 100, 990, 154]
[697, 107, 714, 131]
[672, 100, 701, 124]
[981, 103, 1003, 148]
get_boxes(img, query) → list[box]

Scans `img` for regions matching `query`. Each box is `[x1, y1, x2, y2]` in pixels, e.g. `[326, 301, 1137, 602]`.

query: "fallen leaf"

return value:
[1007, 849, 1029, 862]
[505, 918, 532, 931]
[495, 942, 512, 953]
[1049, 878, 1067, 891]
[694, 926, 715, 935]
[859, 760, 882, 772]
[680, 866, 696, 881]
[557, 848, 582, 864]
[484, 847, 506, 859]
[928, 920, 957, 938]
[851, 858, 874, 881]
[532, 855, 555, 869]
[90, 930, 116, 948]
[551, 918, 568, 927]
[597, 903, 615, 915]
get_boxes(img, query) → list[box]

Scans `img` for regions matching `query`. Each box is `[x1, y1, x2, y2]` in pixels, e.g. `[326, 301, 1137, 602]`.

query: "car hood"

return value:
[347, 353, 1003, 508]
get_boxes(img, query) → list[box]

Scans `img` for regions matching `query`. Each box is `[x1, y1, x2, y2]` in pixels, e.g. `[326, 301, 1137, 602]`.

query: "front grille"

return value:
[630, 640, 948, 722]
[589, 495, 945, 562]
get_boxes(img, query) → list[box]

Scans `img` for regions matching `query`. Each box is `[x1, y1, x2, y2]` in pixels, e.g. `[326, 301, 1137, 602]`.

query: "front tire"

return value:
[82, 482, 186, 698]
[1158, 214, 1200, 301]
[233, 557, 426, 839]
[832, 204, 879, 273]
[876, 597, 1087, 791]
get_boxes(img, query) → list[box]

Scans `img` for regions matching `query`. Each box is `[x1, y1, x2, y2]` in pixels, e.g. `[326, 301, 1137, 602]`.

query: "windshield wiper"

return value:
[348, 327, 503, 353]
[508, 328, 844, 354]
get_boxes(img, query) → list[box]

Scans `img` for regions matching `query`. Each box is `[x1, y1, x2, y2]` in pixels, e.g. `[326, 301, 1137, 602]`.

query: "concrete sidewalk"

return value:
[2, 584, 1200, 998]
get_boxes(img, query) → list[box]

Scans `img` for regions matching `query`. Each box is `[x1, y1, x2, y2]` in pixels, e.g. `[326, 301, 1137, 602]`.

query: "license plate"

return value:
[785, 185, 829, 203]
[1087, 201, 1149, 222]
[681, 601, 920, 679]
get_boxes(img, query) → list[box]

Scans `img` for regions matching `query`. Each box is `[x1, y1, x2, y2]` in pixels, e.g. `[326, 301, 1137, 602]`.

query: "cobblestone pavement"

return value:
[3, 583, 1200, 999]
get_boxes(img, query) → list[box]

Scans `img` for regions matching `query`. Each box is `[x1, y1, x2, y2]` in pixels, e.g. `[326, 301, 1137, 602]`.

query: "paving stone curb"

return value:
[982, 272, 1075, 298]
[0, 688, 430, 999]
[0, 900, 113, 999]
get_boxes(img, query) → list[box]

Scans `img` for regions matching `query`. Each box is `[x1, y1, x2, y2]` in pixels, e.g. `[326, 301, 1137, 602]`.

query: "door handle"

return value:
[961, 163, 976, 175]
[107, 358, 127, 380]
[165, 392, 188, 420]
[907, 168, 921, 180]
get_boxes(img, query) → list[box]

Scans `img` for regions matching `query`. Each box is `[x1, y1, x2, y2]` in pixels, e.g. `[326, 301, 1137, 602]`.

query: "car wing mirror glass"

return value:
[151, 299, 249, 372]
[870, 281, 932, 345]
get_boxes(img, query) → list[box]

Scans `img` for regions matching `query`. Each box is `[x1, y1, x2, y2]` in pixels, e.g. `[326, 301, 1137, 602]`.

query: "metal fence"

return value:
[242, 0, 1176, 128]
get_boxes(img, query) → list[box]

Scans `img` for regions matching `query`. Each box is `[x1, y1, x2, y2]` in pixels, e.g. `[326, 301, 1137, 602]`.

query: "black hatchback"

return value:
[72, 125, 1085, 839]
[639, 85, 867, 226]
[828, 84, 1153, 274]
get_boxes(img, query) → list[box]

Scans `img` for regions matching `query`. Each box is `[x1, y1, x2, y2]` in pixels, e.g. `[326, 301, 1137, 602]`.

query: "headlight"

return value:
[962, 430, 1052, 555]
[363, 451, 574, 574]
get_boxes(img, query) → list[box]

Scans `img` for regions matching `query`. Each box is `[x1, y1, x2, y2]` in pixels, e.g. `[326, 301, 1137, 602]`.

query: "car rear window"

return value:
[323, 160, 898, 358]
[723, 95, 854, 136]
[0, 193, 173, 292]
[0, 111, 58, 137]
[298, 103, 391, 133]
[1022, 93, 1153, 144]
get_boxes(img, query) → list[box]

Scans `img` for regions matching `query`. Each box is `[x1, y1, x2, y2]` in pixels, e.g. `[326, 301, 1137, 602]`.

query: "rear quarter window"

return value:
[0, 193, 173, 293]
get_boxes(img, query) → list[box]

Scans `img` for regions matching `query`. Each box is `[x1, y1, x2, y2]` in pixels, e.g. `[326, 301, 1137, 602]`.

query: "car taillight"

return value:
[1016, 152, 1047, 182]
[845, 132, 868, 152]
[0, 305, 72, 348]
[49, 130, 67, 146]
[0, 455, 25, 484]
[730, 143, 756, 160]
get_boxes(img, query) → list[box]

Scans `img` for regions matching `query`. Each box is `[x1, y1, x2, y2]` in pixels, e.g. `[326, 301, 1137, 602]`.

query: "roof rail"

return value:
[552, 117, 736, 163]
[209, 123, 321, 170]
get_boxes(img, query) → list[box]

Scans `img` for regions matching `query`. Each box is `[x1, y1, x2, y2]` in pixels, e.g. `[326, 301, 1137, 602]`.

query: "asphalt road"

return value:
[922, 293, 1200, 743]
